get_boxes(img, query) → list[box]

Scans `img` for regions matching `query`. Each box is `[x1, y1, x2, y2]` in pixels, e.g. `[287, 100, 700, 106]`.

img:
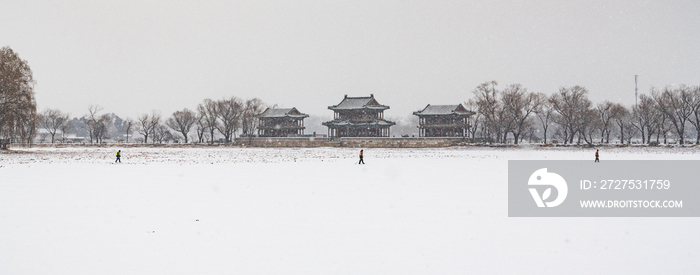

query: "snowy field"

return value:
[1, 146, 699, 274]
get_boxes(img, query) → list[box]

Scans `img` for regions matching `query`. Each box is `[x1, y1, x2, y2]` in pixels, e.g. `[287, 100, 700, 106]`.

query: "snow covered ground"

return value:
[1, 146, 699, 274]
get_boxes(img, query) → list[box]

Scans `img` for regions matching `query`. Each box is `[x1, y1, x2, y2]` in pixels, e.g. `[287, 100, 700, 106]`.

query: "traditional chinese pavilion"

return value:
[413, 104, 475, 137]
[256, 107, 309, 137]
[323, 94, 395, 138]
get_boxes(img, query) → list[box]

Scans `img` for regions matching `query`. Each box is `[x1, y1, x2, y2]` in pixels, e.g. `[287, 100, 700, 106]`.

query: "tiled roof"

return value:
[328, 94, 389, 110]
[258, 107, 309, 118]
[413, 104, 475, 116]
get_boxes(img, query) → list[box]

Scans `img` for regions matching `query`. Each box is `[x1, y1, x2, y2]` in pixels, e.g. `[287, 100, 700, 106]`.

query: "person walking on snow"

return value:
[116, 150, 121, 163]
[358, 149, 365, 164]
[595, 149, 599, 163]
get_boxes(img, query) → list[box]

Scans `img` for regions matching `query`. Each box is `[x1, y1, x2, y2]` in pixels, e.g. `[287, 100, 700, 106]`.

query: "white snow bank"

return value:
[0, 147, 698, 274]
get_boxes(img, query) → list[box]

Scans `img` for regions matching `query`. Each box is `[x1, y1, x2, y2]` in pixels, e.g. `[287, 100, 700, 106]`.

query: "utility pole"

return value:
[635, 75, 638, 105]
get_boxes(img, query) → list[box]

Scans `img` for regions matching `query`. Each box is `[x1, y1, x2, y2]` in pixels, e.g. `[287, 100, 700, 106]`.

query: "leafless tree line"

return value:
[38, 108, 69, 143]
[128, 97, 266, 144]
[468, 81, 700, 145]
[190, 97, 266, 144]
[33, 96, 266, 145]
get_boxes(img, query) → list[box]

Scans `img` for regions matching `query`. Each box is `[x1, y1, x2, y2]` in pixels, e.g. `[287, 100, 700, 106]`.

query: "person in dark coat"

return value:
[358, 149, 365, 164]
[116, 150, 121, 163]
[595, 149, 599, 162]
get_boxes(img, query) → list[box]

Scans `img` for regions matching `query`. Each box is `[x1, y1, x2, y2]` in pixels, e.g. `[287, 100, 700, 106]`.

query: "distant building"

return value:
[323, 94, 395, 138]
[413, 104, 475, 137]
[257, 107, 309, 137]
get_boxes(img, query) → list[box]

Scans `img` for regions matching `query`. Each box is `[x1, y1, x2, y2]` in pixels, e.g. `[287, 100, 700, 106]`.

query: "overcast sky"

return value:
[2, 0, 699, 120]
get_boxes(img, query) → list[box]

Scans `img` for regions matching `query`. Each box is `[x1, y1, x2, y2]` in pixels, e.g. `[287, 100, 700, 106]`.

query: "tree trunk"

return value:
[569, 128, 576, 144]
[619, 127, 624, 144]
[663, 132, 667, 144]
[543, 127, 548, 144]
[182, 131, 188, 143]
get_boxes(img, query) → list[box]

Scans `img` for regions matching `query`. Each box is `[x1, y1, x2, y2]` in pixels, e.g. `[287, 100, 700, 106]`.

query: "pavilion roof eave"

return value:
[257, 107, 310, 118]
[328, 106, 390, 111]
[323, 120, 396, 127]
[413, 112, 474, 116]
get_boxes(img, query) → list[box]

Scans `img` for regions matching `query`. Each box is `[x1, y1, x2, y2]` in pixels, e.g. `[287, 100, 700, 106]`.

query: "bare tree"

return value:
[687, 86, 700, 144]
[596, 101, 615, 143]
[166, 108, 197, 143]
[95, 113, 112, 144]
[581, 108, 601, 145]
[153, 125, 174, 144]
[59, 118, 71, 143]
[501, 84, 542, 144]
[534, 94, 554, 144]
[652, 86, 695, 145]
[38, 108, 69, 144]
[83, 105, 105, 144]
[124, 118, 134, 143]
[549, 86, 592, 144]
[465, 99, 482, 140]
[241, 98, 266, 140]
[523, 116, 539, 143]
[622, 116, 638, 144]
[194, 113, 207, 143]
[631, 94, 658, 144]
[197, 99, 219, 144]
[472, 81, 510, 143]
[655, 110, 673, 144]
[215, 97, 243, 143]
[610, 103, 630, 144]
[0, 46, 38, 146]
[148, 112, 161, 144]
[137, 111, 161, 144]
